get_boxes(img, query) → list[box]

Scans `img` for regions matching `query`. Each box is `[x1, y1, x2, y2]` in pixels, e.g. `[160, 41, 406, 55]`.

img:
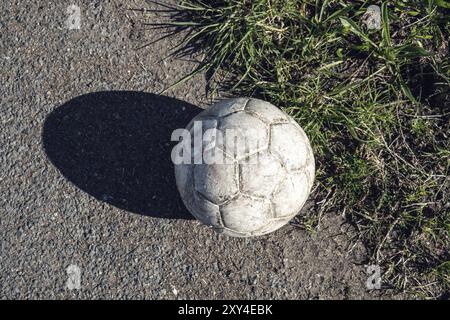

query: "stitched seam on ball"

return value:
[194, 190, 224, 227]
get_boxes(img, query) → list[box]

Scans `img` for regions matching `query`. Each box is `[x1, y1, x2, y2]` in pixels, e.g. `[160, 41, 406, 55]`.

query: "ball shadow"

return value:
[42, 91, 201, 219]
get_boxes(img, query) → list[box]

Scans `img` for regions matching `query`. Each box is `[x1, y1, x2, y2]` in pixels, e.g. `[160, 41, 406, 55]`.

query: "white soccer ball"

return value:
[174, 98, 315, 237]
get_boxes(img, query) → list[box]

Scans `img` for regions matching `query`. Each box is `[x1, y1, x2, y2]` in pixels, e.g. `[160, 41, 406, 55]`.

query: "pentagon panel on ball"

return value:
[174, 98, 315, 237]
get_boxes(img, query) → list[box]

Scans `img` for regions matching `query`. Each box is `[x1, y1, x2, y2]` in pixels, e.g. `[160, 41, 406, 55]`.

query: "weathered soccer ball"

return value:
[174, 98, 315, 237]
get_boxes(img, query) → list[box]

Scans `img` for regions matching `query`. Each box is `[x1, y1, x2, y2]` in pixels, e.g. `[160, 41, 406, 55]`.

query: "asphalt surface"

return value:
[1, 0, 374, 299]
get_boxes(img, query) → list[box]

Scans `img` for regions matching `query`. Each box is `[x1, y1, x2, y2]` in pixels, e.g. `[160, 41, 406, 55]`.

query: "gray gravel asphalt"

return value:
[1, 0, 376, 299]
